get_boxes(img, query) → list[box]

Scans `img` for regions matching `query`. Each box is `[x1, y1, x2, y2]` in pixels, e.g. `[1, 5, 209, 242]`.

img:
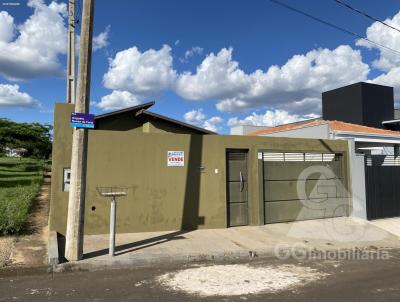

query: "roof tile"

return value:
[247, 119, 400, 136]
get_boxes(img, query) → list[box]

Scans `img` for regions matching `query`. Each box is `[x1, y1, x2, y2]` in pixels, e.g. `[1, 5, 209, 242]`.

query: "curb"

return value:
[51, 244, 400, 273]
[53, 249, 276, 272]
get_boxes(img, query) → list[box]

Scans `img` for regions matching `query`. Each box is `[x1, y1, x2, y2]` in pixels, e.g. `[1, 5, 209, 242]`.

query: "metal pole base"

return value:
[109, 197, 116, 256]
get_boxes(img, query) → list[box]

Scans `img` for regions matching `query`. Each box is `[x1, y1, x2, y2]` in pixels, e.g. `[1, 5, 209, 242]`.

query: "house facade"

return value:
[246, 82, 400, 220]
[50, 102, 351, 235]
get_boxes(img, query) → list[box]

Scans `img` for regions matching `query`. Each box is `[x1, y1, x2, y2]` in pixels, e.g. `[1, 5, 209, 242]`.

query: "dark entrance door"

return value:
[365, 155, 400, 220]
[226, 150, 248, 227]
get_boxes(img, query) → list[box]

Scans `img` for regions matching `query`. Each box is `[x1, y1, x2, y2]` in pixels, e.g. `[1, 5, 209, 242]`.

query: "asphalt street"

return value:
[1, 249, 400, 301]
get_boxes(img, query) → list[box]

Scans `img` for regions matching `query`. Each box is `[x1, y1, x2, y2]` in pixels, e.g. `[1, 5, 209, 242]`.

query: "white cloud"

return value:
[100, 44, 370, 116]
[371, 67, 400, 107]
[180, 46, 204, 63]
[100, 45, 176, 111]
[183, 108, 206, 125]
[93, 25, 110, 51]
[356, 10, 400, 71]
[227, 109, 315, 128]
[372, 67, 400, 89]
[96, 90, 140, 111]
[0, 1, 109, 81]
[176, 46, 369, 115]
[203, 116, 223, 132]
[0, 0, 68, 81]
[103, 45, 176, 99]
[278, 97, 321, 117]
[176, 48, 250, 101]
[75, 25, 110, 54]
[0, 11, 14, 42]
[358, 10, 400, 106]
[183, 108, 223, 132]
[0, 84, 38, 107]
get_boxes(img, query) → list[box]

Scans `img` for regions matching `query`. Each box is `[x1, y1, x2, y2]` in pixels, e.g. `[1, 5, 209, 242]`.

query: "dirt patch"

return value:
[0, 237, 15, 267]
[157, 263, 328, 296]
[6, 173, 51, 267]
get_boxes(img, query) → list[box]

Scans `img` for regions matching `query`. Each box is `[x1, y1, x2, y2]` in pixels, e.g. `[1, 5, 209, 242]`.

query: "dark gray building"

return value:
[322, 82, 394, 129]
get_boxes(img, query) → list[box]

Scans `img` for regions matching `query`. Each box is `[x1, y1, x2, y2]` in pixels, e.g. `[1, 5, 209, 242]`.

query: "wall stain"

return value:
[149, 188, 166, 224]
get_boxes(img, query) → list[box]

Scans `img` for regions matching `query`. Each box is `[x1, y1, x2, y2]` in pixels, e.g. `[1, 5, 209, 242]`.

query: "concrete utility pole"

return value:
[65, 0, 95, 261]
[66, 0, 76, 104]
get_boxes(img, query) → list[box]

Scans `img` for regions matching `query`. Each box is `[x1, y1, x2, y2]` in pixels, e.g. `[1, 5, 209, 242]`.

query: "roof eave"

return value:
[382, 119, 400, 124]
[94, 101, 155, 120]
[333, 130, 400, 143]
[94, 101, 215, 135]
[143, 111, 215, 134]
[249, 119, 326, 136]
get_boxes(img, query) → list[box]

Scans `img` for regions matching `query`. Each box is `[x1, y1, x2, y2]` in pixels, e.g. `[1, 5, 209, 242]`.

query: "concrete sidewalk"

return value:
[57, 217, 400, 271]
[369, 218, 400, 237]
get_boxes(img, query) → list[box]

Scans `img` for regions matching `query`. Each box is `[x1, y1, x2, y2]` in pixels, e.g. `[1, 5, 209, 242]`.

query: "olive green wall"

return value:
[49, 103, 74, 234]
[147, 118, 206, 135]
[50, 103, 351, 235]
[95, 111, 144, 132]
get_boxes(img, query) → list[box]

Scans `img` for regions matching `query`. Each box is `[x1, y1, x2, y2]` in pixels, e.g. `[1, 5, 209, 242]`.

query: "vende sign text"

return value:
[167, 151, 184, 167]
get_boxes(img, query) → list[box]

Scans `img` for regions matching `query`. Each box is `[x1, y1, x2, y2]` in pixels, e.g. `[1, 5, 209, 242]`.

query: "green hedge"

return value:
[0, 157, 47, 235]
[0, 176, 43, 188]
[0, 184, 41, 235]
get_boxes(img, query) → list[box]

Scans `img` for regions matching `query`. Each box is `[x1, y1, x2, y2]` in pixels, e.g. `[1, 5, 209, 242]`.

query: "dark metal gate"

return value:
[261, 152, 348, 223]
[365, 155, 400, 220]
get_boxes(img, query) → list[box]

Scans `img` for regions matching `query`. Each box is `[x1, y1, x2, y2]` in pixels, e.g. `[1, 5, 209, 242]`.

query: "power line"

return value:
[335, 0, 400, 34]
[268, 0, 400, 56]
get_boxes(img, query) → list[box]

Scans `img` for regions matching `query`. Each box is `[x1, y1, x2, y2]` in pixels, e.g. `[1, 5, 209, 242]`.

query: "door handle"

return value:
[240, 171, 244, 192]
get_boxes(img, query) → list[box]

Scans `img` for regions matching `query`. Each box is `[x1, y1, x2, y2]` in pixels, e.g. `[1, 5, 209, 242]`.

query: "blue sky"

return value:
[0, 0, 400, 133]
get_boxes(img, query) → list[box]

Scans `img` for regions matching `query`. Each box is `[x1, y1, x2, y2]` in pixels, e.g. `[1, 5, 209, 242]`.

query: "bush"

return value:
[0, 184, 40, 235]
[0, 176, 43, 188]
[0, 157, 46, 235]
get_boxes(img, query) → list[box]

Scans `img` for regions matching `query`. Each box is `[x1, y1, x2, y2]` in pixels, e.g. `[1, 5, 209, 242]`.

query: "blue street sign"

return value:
[70, 112, 95, 128]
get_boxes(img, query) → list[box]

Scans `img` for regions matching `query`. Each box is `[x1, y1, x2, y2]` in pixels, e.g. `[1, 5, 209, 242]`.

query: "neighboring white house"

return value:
[246, 118, 400, 155]
[4, 147, 27, 158]
[237, 82, 400, 221]
[230, 125, 271, 135]
[245, 118, 400, 221]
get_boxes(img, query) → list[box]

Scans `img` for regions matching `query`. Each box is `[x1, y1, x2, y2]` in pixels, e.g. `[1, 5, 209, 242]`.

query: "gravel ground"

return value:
[157, 263, 328, 296]
[0, 237, 15, 267]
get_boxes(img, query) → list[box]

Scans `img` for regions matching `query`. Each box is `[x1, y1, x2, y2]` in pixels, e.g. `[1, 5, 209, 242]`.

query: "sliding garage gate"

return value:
[365, 155, 400, 220]
[261, 152, 349, 224]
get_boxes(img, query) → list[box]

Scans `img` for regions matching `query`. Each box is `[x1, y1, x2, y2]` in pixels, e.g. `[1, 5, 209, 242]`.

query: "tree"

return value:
[0, 118, 52, 159]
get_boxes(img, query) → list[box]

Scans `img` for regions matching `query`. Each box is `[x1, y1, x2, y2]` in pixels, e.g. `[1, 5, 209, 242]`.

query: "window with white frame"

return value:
[262, 152, 338, 162]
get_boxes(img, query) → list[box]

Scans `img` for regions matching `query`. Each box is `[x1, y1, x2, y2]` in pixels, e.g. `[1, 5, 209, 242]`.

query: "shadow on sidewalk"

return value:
[82, 230, 190, 259]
